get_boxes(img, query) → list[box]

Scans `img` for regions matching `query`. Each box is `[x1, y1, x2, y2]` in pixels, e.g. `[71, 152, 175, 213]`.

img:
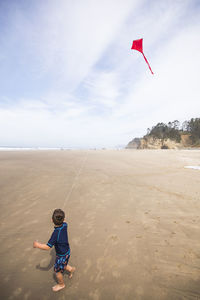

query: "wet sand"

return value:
[0, 149, 200, 300]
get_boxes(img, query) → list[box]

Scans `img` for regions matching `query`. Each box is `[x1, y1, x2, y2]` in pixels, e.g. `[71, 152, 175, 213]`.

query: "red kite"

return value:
[131, 39, 154, 75]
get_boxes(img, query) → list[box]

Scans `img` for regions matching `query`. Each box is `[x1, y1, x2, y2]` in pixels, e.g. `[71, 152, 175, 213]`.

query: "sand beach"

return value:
[0, 149, 200, 300]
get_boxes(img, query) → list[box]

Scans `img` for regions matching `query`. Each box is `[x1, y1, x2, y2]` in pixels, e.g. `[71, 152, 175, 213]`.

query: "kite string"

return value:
[142, 52, 154, 75]
[63, 151, 88, 209]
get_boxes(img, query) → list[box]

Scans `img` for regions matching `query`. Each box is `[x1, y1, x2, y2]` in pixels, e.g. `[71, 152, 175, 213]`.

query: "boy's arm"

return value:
[33, 241, 50, 250]
[33, 229, 57, 250]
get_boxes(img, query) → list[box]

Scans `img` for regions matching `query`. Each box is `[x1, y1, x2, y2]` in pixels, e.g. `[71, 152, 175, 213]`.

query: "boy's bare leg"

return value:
[64, 264, 76, 278]
[52, 272, 65, 292]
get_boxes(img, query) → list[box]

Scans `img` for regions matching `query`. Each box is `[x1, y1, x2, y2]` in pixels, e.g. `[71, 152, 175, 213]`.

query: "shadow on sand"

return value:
[35, 249, 70, 282]
[35, 249, 56, 271]
[35, 249, 58, 282]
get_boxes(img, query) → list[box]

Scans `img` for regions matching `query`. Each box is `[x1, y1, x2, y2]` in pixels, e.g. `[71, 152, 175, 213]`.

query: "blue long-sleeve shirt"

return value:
[47, 222, 70, 256]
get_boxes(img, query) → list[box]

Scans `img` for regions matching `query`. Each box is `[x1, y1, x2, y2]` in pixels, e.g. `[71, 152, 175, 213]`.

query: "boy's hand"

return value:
[33, 241, 50, 250]
[33, 241, 39, 248]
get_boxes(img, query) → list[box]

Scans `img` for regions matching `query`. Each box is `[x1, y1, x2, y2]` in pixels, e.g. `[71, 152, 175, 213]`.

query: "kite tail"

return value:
[142, 52, 154, 75]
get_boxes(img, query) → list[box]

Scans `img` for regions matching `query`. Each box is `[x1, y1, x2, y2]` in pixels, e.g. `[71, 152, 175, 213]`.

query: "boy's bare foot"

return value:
[52, 284, 65, 292]
[68, 267, 76, 279]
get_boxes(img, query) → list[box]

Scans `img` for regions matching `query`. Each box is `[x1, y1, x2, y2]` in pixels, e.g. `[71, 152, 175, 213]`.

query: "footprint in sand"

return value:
[9, 287, 22, 299]
[152, 266, 158, 272]
[72, 237, 81, 246]
[110, 235, 118, 242]
[112, 270, 120, 278]
[126, 220, 131, 224]
[177, 263, 182, 269]
[113, 223, 118, 230]
[136, 235, 142, 238]
[22, 267, 27, 272]
[89, 289, 100, 300]
[187, 249, 200, 259]
[86, 228, 95, 238]
[24, 291, 31, 300]
[4, 275, 10, 282]
[84, 259, 92, 274]
[24, 247, 32, 252]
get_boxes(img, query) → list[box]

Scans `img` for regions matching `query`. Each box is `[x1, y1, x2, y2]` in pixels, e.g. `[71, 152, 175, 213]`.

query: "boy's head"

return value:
[52, 209, 65, 226]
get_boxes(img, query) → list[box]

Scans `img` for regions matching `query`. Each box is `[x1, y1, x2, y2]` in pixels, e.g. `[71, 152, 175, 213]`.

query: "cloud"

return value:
[0, 0, 138, 91]
[82, 70, 120, 108]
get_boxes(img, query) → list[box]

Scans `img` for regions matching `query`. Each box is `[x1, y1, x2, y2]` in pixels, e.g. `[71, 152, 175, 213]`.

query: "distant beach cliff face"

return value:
[126, 134, 196, 150]
[126, 118, 200, 149]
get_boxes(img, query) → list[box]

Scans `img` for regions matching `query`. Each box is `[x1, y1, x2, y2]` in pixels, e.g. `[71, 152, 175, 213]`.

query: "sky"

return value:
[0, 0, 200, 148]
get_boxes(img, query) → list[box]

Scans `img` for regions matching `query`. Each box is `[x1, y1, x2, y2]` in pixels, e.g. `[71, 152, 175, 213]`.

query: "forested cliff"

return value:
[126, 118, 200, 149]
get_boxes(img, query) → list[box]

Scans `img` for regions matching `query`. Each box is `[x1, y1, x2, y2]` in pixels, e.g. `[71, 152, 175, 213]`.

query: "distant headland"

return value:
[126, 118, 200, 149]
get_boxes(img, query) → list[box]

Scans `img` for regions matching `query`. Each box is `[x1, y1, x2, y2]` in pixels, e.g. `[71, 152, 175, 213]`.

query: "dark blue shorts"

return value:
[54, 252, 70, 273]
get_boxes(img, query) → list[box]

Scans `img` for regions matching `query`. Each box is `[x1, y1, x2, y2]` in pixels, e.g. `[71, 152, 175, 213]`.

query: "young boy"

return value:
[33, 209, 75, 292]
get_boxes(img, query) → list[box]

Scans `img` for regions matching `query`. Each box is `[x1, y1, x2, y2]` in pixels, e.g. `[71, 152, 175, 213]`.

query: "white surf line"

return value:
[63, 151, 88, 209]
[184, 166, 200, 170]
